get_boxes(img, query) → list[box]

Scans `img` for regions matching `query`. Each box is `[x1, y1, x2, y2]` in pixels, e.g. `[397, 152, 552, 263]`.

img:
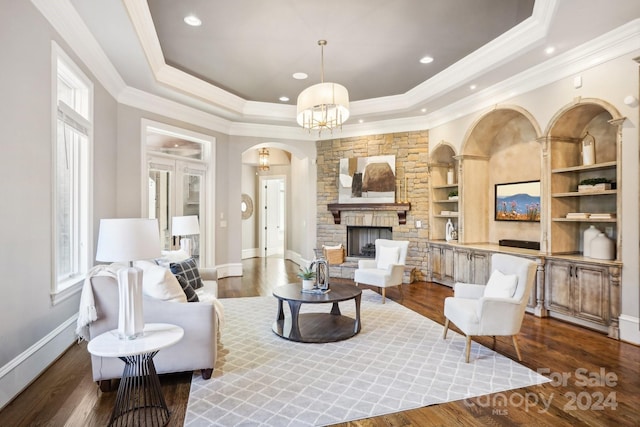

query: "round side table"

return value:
[87, 323, 184, 427]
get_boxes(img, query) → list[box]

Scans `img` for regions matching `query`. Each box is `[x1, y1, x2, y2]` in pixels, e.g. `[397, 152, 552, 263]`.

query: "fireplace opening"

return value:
[346, 226, 393, 258]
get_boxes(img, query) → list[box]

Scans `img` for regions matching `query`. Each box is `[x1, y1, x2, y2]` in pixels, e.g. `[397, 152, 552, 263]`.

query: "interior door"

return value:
[261, 177, 286, 257]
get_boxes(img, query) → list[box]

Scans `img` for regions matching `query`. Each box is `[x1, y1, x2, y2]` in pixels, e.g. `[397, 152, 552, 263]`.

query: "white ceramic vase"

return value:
[590, 232, 614, 260]
[583, 225, 600, 257]
[302, 279, 315, 290]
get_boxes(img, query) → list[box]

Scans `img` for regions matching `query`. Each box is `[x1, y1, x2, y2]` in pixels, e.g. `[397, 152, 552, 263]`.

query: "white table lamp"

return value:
[171, 215, 200, 257]
[96, 218, 161, 340]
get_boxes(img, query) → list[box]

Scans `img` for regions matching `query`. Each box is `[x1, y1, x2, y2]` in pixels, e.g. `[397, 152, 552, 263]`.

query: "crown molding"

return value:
[118, 0, 562, 123]
[30, 0, 126, 99]
[119, 87, 233, 135]
[35, 0, 639, 142]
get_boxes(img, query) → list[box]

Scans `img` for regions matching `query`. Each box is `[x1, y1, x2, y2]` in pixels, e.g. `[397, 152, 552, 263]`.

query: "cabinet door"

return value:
[470, 251, 490, 285]
[545, 260, 573, 315]
[430, 246, 443, 281]
[442, 247, 455, 284]
[574, 264, 609, 325]
[453, 249, 471, 283]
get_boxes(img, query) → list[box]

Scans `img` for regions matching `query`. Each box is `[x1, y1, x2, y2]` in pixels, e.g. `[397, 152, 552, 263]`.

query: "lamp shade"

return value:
[296, 82, 350, 129]
[96, 218, 161, 262]
[172, 215, 200, 236]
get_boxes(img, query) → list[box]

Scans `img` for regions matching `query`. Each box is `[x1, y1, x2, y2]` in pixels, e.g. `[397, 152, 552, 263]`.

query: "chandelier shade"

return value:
[296, 40, 349, 134]
[296, 82, 350, 131]
[258, 148, 270, 171]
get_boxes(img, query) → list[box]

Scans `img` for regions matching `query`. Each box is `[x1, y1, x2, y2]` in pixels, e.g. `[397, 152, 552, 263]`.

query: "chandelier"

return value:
[258, 148, 270, 171]
[296, 40, 349, 135]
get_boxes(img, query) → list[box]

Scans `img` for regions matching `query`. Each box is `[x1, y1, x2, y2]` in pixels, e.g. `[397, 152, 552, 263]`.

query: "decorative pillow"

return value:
[134, 260, 187, 303]
[484, 270, 518, 299]
[170, 258, 204, 290]
[376, 245, 400, 270]
[176, 274, 199, 302]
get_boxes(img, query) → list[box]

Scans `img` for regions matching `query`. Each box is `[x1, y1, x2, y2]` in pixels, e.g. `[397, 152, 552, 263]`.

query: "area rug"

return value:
[184, 290, 549, 426]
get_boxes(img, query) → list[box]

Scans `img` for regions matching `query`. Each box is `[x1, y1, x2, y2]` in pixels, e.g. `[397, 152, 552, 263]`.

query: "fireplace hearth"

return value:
[346, 226, 392, 258]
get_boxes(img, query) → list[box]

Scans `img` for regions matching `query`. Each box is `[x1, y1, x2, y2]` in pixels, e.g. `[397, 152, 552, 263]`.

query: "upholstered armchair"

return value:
[442, 253, 536, 362]
[353, 239, 409, 303]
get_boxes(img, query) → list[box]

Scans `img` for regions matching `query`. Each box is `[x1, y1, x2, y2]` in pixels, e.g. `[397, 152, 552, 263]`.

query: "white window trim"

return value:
[51, 42, 94, 305]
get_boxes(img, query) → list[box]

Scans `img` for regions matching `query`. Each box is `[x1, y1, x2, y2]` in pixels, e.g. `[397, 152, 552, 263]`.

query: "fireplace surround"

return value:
[346, 226, 392, 258]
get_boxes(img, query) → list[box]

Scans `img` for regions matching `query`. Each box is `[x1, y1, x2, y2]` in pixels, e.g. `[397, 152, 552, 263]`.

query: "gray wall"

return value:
[0, 0, 118, 406]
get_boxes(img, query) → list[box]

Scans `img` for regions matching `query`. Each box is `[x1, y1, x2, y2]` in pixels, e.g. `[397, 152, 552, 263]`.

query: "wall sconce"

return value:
[258, 148, 270, 171]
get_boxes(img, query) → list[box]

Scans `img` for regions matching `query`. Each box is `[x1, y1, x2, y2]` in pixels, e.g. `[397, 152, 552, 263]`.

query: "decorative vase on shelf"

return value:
[445, 219, 454, 242]
[590, 232, 614, 260]
[583, 225, 600, 257]
[581, 132, 595, 166]
[447, 165, 454, 185]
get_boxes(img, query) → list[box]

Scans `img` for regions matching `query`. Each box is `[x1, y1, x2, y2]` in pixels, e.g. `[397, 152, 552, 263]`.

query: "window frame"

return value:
[51, 42, 94, 305]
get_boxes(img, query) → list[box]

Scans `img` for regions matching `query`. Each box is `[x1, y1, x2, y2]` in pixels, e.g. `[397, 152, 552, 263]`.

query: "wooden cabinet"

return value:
[453, 248, 490, 285]
[545, 258, 620, 337]
[427, 242, 490, 288]
[429, 243, 454, 286]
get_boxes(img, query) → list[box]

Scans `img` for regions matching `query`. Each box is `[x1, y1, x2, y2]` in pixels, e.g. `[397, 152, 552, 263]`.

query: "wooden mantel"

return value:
[327, 203, 411, 225]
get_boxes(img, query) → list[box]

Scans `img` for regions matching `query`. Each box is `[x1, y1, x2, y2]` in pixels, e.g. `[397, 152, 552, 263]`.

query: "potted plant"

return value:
[448, 190, 459, 200]
[578, 178, 612, 193]
[297, 266, 316, 290]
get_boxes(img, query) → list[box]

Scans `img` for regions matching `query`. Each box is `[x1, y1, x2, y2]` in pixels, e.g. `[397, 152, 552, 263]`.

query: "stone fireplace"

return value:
[346, 226, 392, 258]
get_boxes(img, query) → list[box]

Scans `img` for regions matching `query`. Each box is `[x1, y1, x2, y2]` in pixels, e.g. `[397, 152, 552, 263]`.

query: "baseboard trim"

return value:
[241, 248, 261, 259]
[0, 315, 77, 410]
[215, 263, 243, 278]
[619, 315, 640, 345]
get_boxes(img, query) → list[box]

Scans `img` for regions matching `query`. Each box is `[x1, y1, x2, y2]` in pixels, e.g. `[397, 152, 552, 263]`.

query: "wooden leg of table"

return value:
[354, 293, 362, 334]
[287, 301, 302, 340]
[330, 302, 341, 316]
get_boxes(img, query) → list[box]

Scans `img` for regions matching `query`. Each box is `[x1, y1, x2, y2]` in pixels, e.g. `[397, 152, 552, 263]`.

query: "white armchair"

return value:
[353, 239, 409, 303]
[442, 253, 536, 362]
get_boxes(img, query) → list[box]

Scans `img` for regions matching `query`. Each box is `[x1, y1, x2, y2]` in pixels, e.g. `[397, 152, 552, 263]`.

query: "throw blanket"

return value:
[75, 263, 123, 341]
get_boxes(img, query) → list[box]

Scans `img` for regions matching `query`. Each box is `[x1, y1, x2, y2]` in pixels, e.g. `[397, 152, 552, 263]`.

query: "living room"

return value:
[1, 0, 639, 424]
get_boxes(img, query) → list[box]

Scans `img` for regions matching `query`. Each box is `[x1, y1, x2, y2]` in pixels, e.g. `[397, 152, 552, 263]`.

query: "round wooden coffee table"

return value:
[272, 282, 362, 343]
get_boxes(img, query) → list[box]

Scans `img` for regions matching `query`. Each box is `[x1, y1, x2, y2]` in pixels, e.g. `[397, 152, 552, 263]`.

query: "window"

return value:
[52, 43, 93, 302]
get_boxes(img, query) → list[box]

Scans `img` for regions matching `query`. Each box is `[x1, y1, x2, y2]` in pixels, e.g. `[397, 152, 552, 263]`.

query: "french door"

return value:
[147, 156, 207, 261]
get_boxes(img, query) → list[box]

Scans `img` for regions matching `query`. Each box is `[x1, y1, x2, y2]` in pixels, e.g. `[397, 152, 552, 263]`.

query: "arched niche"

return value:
[545, 98, 624, 258]
[430, 141, 458, 183]
[459, 106, 542, 244]
[546, 98, 622, 168]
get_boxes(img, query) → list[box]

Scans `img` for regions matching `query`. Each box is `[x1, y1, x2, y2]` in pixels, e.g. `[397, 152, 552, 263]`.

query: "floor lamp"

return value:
[172, 215, 200, 257]
[96, 218, 161, 340]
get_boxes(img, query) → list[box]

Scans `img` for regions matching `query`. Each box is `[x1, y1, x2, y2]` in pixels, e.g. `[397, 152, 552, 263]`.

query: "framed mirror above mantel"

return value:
[327, 203, 411, 225]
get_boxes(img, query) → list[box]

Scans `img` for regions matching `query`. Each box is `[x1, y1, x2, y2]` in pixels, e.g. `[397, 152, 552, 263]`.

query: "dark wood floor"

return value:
[1, 257, 638, 426]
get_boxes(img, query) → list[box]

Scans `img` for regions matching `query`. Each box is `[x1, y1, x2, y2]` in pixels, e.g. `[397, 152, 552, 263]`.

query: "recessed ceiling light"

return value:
[545, 46, 555, 55]
[421, 108, 427, 113]
[469, 84, 477, 90]
[358, 119, 364, 124]
[419, 56, 434, 64]
[279, 96, 289, 102]
[292, 72, 308, 80]
[184, 15, 202, 26]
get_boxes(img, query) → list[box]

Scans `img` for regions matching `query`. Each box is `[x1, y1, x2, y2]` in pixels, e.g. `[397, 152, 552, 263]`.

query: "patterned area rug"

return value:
[185, 290, 549, 426]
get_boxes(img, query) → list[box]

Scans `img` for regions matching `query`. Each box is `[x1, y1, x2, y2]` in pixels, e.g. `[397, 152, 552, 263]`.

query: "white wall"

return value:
[241, 164, 257, 255]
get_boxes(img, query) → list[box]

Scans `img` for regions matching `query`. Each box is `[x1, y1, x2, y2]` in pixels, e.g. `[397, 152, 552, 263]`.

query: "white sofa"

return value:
[88, 267, 219, 390]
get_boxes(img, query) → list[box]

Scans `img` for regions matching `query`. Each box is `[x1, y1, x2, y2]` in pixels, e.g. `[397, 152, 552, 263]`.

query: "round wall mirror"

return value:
[241, 193, 253, 220]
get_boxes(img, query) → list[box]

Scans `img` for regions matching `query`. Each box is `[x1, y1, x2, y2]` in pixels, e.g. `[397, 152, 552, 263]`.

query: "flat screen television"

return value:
[494, 180, 541, 222]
